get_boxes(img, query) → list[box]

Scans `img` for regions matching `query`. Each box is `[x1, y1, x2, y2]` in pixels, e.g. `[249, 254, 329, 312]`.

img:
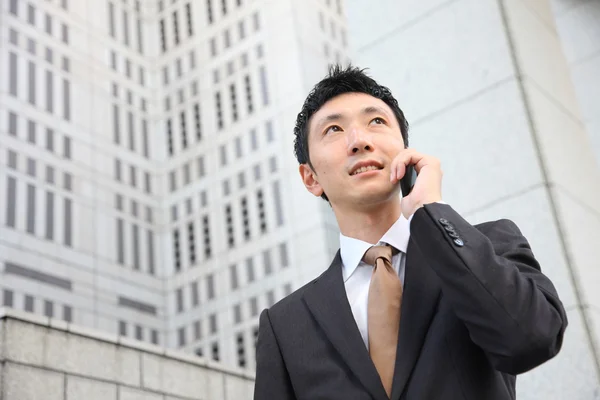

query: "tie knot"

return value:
[362, 245, 393, 266]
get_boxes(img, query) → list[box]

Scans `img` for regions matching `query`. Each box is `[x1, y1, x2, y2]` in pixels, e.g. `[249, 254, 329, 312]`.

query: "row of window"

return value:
[108, 0, 144, 54]
[119, 320, 160, 345]
[172, 215, 212, 271]
[2, 288, 72, 322]
[318, 11, 348, 48]
[9, 1, 70, 44]
[212, 43, 263, 87]
[112, 83, 147, 114]
[114, 159, 153, 194]
[116, 194, 154, 225]
[208, 11, 259, 59]
[6, 112, 72, 159]
[112, 104, 152, 158]
[115, 217, 156, 274]
[8, 26, 71, 73]
[170, 191, 209, 224]
[7, 50, 71, 122]
[228, 246, 290, 291]
[161, 50, 198, 86]
[158, 2, 194, 53]
[109, 50, 147, 87]
[205, 0, 244, 26]
[165, 102, 203, 157]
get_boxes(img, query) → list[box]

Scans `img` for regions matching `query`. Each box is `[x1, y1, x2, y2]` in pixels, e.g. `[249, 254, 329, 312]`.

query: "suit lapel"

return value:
[303, 251, 389, 400]
[391, 238, 442, 400]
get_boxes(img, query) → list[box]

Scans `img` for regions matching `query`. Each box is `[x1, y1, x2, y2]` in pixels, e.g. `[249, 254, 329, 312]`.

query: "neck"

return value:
[334, 198, 402, 244]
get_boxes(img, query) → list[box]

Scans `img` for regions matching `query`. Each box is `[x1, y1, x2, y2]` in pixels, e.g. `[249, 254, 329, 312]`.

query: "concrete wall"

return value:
[0, 308, 254, 400]
[345, 0, 600, 398]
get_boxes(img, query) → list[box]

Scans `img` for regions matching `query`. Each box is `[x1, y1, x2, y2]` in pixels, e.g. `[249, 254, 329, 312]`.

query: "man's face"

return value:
[300, 92, 405, 209]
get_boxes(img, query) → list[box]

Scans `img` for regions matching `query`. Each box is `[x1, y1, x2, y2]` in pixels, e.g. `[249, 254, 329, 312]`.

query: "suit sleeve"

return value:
[409, 202, 568, 375]
[254, 308, 296, 400]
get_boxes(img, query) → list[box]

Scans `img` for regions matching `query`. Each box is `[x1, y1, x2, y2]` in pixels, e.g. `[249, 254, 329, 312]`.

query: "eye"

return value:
[370, 117, 386, 125]
[324, 125, 342, 135]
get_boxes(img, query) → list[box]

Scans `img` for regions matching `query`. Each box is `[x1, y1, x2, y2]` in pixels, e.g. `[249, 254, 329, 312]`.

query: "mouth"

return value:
[350, 164, 384, 176]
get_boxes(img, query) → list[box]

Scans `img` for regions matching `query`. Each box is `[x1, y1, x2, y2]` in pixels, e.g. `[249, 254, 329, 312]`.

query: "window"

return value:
[125, 59, 132, 78]
[44, 128, 54, 152]
[191, 281, 199, 306]
[63, 79, 71, 121]
[117, 218, 125, 264]
[162, 66, 169, 85]
[178, 88, 184, 103]
[263, 249, 272, 275]
[46, 166, 55, 184]
[63, 305, 72, 322]
[64, 198, 73, 247]
[183, 163, 191, 185]
[269, 156, 277, 173]
[110, 51, 117, 70]
[185, 3, 194, 36]
[127, 112, 135, 151]
[238, 171, 246, 189]
[202, 215, 212, 259]
[266, 120, 274, 142]
[236, 332, 246, 368]
[62, 23, 69, 44]
[63, 172, 73, 191]
[44, 300, 54, 318]
[173, 229, 181, 271]
[25, 295, 34, 312]
[135, 325, 143, 340]
[123, 10, 130, 46]
[136, 17, 144, 54]
[206, 0, 214, 24]
[244, 75, 253, 113]
[254, 164, 261, 180]
[222, 179, 230, 196]
[250, 297, 258, 317]
[178, 327, 186, 346]
[191, 81, 198, 96]
[241, 197, 250, 240]
[221, 0, 228, 15]
[169, 170, 177, 191]
[256, 43, 264, 59]
[252, 11, 260, 31]
[197, 156, 205, 177]
[119, 321, 127, 336]
[8, 150, 17, 169]
[8, 112, 17, 137]
[211, 341, 219, 361]
[142, 120, 149, 158]
[194, 103, 202, 141]
[108, 2, 116, 37]
[45, 47, 53, 63]
[27, 158, 36, 177]
[259, 66, 270, 106]
[241, 52, 248, 66]
[9, 52, 18, 96]
[279, 242, 289, 268]
[284, 283, 293, 296]
[28, 61, 36, 105]
[159, 19, 167, 52]
[46, 70, 54, 113]
[207, 274, 215, 300]
[188, 222, 196, 265]
[180, 111, 188, 149]
[215, 91, 223, 129]
[62, 57, 70, 72]
[132, 224, 140, 269]
[62, 0, 68, 10]
[28, 4, 36, 25]
[273, 180, 285, 227]
[171, 204, 178, 222]
[224, 29, 231, 48]
[267, 290, 275, 307]
[147, 230, 156, 275]
[227, 61, 234, 76]
[238, 20, 245, 39]
[9, 28, 18, 45]
[209, 37, 217, 57]
[189, 50, 196, 69]
[5, 177, 17, 228]
[173, 11, 180, 45]
[27, 38, 36, 55]
[230, 84, 238, 121]
[129, 165, 137, 188]
[194, 320, 201, 340]
[225, 204, 234, 248]
[28, 120, 36, 144]
[166, 119, 174, 156]
[176, 287, 184, 312]
[234, 304, 242, 324]
[257, 189, 267, 233]
[209, 313, 217, 334]
[9, 0, 17, 15]
[113, 105, 121, 144]
[26, 184, 36, 234]
[246, 257, 255, 282]
[230, 264, 239, 289]
[200, 191, 208, 207]
[3, 290, 14, 307]
[151, 330, 159, 345]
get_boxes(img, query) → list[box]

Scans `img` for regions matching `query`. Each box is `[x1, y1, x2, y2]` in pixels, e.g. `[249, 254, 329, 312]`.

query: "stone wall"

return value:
[0, 308, 254, 400]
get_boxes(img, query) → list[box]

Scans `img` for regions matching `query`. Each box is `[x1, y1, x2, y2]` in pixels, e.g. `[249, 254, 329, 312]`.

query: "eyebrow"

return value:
[315, 106, 390, 130]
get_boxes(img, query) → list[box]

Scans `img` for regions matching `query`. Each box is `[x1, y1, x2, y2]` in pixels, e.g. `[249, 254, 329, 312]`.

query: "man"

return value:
[253, 65, 567, 400]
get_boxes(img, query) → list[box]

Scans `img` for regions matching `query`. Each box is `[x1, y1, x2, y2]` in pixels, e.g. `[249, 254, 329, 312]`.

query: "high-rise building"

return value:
[0, 0, 348, 371]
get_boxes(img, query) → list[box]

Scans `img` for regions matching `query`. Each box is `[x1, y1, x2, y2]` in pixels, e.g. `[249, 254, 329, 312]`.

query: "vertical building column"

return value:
[499, 0, 600, 376]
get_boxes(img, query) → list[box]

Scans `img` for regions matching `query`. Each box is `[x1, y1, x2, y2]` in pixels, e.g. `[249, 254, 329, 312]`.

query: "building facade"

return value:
[0, 0, 348, 372]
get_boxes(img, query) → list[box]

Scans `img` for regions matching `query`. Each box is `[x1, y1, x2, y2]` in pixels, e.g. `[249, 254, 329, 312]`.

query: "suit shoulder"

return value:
[267, 269, 328, 319]
[474, 218, 522, 236]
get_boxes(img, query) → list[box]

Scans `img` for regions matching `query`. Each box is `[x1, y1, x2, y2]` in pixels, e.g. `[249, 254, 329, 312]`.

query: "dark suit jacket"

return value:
[253, 203, 567, 400]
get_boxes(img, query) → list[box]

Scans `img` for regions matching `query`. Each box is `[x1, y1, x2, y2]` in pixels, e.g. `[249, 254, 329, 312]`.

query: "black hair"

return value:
[293, 64, 409, 201]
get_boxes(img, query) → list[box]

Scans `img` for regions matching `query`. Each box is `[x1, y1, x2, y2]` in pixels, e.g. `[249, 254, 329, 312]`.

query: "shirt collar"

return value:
[339, 215, 410, 282]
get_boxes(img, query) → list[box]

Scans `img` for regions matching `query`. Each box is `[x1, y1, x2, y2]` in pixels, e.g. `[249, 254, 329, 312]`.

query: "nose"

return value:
[346, 127, 374, 155]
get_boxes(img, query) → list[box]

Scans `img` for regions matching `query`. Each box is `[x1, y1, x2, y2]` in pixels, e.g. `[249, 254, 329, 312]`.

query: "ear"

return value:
[299, 164, 324, 197]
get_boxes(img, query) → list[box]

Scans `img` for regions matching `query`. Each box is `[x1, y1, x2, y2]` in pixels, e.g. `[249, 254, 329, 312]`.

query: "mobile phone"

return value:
[400, 164, 416, 197]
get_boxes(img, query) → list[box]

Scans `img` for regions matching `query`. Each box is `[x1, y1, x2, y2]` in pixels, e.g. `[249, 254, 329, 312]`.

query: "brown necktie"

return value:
[363, 245, 403, 398]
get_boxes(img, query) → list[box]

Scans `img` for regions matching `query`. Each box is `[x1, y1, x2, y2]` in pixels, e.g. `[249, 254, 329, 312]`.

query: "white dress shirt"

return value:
[340, 215, 411, 350]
